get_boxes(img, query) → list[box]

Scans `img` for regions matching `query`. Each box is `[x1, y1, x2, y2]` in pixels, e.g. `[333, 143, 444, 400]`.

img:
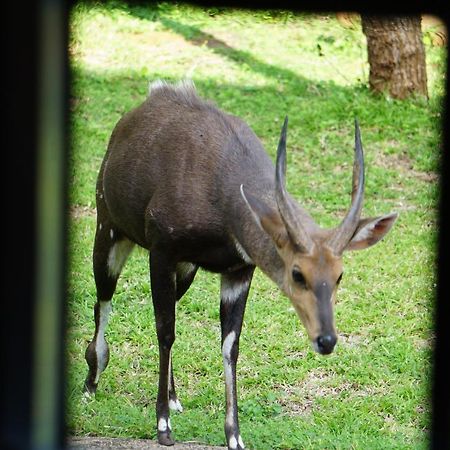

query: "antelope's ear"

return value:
[345, 213, 398, 251]
[240, 185, 288, 248]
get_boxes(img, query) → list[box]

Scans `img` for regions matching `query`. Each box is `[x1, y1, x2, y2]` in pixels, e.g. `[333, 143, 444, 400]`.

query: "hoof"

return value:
[157, 431, 175, 446]
[83, 376, 97, 395]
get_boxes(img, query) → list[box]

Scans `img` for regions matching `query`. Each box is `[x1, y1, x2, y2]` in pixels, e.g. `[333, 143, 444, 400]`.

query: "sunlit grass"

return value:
[67, 2, 443, 449]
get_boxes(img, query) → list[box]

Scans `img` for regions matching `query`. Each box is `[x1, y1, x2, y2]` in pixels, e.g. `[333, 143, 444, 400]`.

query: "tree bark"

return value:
[361, 15, 428, 99]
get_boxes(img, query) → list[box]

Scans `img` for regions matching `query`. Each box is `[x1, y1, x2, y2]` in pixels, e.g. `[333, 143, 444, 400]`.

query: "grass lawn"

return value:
[67, 2, 445, 449]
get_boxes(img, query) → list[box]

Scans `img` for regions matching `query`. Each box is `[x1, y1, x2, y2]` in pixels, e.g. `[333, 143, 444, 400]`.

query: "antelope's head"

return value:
[241, 118, 397, 355]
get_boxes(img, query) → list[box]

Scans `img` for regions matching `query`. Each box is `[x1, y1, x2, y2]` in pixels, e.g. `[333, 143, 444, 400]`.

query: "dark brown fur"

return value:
[84, 81, 397, 450]
[101, 82, 275, 264]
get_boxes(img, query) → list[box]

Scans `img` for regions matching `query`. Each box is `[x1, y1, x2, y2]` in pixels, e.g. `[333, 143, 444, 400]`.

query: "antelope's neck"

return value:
[229, 190, 285, 288]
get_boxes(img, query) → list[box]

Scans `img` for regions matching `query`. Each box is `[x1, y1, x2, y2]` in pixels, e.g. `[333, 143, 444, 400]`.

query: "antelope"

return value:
[84, 80, 398, 449]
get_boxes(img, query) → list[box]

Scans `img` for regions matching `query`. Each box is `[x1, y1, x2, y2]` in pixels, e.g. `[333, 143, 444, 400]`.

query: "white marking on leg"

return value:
[238, 435, 245, 448]
[82, 390, 93, 401]
[94, 301, 112, 383]
[226, 405, 234, 427]
[98, 223, 102, 231]
[169, 398, 183, 412]
[167, 417, 172, 431]
[110, 229, 114, 239]
[158, 417, 168, 432]
[107, 239, 134, 277]
[229, 436, 238, 449]
[222, 331, 236, 427]
[221, 276, 250, 305]
[222, 332, 236, 364]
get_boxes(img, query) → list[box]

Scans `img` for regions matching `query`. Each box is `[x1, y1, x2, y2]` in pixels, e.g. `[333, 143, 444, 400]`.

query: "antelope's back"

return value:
[100, 81, 271, 247]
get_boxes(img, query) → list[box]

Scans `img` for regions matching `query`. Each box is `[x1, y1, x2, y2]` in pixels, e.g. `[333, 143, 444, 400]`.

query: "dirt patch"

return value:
[274, 365, 392, 417]
[375, 151, 438, 184]
[338, 332, 369, 349]
[71, 205, 96, 219]
[275, 368, 356, 416]
[68, 436, 226, 450]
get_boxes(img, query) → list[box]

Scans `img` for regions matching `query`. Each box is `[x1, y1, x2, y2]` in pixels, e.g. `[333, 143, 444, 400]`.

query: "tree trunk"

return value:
[361, 15, 428, 99]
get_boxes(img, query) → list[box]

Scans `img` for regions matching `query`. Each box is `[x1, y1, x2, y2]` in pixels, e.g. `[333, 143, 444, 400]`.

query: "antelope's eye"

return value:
[336, 272, 343, 285]
[292, 269, 307, 289]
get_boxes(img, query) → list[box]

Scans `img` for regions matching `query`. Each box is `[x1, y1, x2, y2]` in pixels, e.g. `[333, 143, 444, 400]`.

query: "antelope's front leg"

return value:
[150, 250, 177, 446]
[220, 266, 254, 450]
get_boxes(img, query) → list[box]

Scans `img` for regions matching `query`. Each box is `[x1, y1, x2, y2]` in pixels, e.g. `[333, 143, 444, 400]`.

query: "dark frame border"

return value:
[1, 1, 447, 449]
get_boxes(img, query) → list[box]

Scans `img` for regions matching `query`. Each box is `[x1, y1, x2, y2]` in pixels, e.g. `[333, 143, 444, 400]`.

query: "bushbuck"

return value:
[84, 80, 398, 449]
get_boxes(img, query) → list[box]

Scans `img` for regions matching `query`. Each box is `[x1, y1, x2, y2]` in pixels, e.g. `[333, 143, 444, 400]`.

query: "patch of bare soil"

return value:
[68, 436, 226, 450]
[275, 369, 354, 416]
[275, 366, 391, 417]
[70, 205, 96, 219]
[376, 151, 438, 184]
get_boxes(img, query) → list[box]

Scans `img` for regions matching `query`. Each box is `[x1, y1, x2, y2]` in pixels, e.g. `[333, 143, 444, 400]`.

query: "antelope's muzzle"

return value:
[314, 281, 337, 355]
[314, 333, 337, 355]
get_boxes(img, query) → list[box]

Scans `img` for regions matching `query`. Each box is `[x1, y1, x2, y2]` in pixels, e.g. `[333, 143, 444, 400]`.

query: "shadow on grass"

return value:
[71, 6, 441, 180]
[159, 17, 307, 87]
[72, 62, 437, 227]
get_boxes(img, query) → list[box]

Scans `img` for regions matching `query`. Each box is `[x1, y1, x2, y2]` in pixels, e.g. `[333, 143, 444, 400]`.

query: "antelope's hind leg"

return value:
[84, 215, 134, 395]
[150, 251, 189, 446]
[168, 262, 198, 414]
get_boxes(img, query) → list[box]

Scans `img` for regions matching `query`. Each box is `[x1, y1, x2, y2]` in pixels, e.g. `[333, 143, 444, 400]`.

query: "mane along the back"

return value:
[148, 79, 248, 142]
[148, 79, 218, 113]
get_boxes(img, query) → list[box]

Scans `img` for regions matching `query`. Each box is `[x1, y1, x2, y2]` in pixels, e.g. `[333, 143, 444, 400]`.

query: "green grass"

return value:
[67, 2, 444, 449]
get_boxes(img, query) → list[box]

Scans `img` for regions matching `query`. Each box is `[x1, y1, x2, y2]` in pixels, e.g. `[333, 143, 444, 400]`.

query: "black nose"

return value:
[316, 334, 337, 355]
